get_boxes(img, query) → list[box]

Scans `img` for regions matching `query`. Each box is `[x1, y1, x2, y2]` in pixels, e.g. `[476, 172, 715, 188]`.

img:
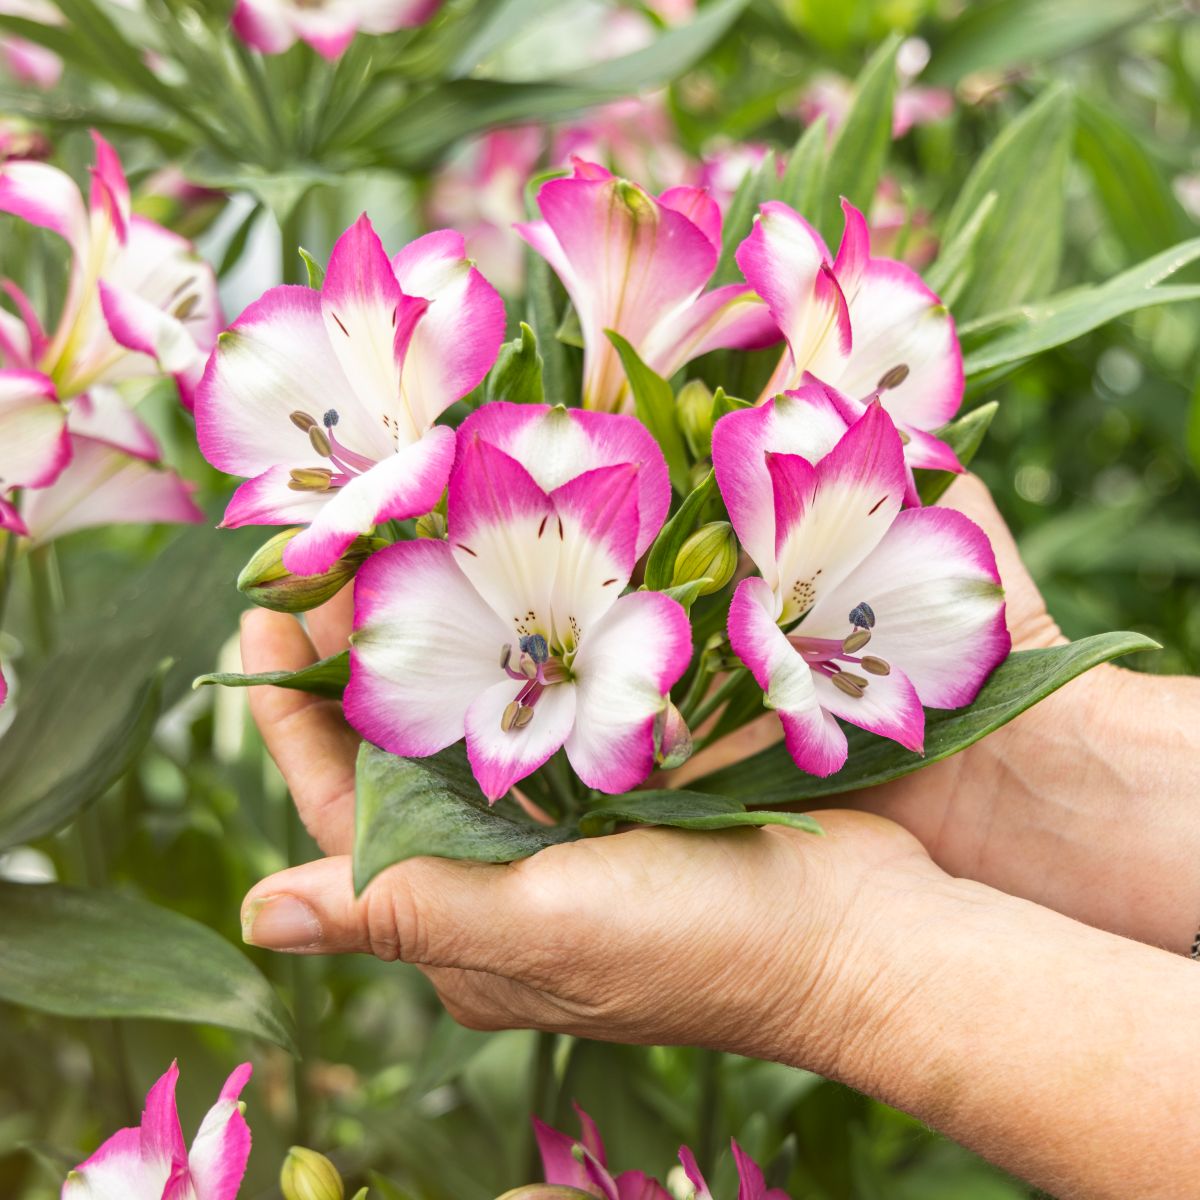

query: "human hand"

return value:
[238, 598, 950, 1066]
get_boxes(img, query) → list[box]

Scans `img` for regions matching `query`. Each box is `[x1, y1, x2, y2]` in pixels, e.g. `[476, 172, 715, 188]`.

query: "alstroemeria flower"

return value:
[195, 215, 504, 576]
[231, 0, 439, 59]
[714, 397, 1008, 777]
[62, 1059, 251, 1200]
[346, 405, 689, 802]
[678, 1143, 790, 1200]
[0, 0, 63, 89]
[0, 132, 221, 407]
[535, 1105, 672, 1200]
[0, 368, 69, 531]
[736, 198, 963, 491]
[517, 159, 779, 413]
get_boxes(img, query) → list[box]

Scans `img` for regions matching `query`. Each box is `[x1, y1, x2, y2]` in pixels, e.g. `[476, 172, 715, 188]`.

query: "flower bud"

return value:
[671, 521, 738, 597]
[494, 1189, 596, 1199]
[238, 528, 385, 613]
[415, 510, 447, 540]
[675, 379, 714, 458]
[280, 1147, 344, 1200]
[654, 700, 693, 769]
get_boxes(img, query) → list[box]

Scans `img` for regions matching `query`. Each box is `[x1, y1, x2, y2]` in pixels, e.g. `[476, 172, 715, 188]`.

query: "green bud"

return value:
[654, 700, 693, 769]
[415, 510, 447, 540]
[238, 528, 385, 614]
[675, 379, 714, 458]
[671, 521, 738, 597]
[280, 1146, 344, 1200]
[494, 1189, 596, 1199]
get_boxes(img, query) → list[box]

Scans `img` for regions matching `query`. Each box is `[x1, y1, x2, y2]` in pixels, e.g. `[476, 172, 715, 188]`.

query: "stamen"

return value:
[323, 409, 340, 428]
[513, 705, 535, 729]
[501, 700, 521, 732]
[290, 411, 317, 432]
[838, 671, 869, 689]
[309, 426, 332, 457]
[830, 674, 865, 698]
[861, 656, 891, 676]
[287, 467, 333, 492]
[848, 601, 876, 630]
[173, 293, 198, 321]
[842, 629, 871, 654]
[877, 364, 910, 390]
[520, 634, 549, 664]
[518, 657, 538, 680]
[499, 644, 512, 670]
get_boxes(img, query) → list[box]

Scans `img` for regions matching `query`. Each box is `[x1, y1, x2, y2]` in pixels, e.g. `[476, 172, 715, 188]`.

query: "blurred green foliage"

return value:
[0, 1, 1197, 1198]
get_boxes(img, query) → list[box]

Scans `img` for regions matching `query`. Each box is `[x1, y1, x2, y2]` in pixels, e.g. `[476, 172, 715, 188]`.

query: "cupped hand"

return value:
[238, 597, 945, 1064]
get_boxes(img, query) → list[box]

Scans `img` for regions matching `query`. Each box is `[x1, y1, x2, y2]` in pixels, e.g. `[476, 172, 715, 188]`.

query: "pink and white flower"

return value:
[517, 159, 779, 413]
[231, 0, 439, 59]
[0, 368, 69, 530]
[61, 1059, 251, 1200]
[195, 214, 505, 576]
[345, 403, 690, 802]
[735, 197, 963, 492]
[0, 132, 221, 408]
[535, 1104, 672, 1200]
[678, 1142, 790, 1200]
[713, 396, 1008, 777]
[0, 0, 63, 90]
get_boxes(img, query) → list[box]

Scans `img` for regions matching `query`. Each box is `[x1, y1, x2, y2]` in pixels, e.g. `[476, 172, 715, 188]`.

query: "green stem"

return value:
[279, 199, 306, 288]
[287, 801, 318, 1144]
[686, 670, 746, 730]
[27, 543, 63, 655]
[525, 1031, 559, 1179]
[677, 654, 716, 727]
[695, 1048, 722, 1179]
[545, 750, 579, 819]
[0, 527, 18, 630]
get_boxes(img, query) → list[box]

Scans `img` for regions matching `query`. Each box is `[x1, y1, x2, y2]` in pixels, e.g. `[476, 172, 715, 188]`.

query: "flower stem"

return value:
[27, 543, 63, 655]
[286, 800, 318, 1144]
[685, 669, 747, 730]
[0, 528, 18, 631]
[525, 1030, 560, 1179]
[677, 655, 716, 727]
[695, 1048, 722, 1180]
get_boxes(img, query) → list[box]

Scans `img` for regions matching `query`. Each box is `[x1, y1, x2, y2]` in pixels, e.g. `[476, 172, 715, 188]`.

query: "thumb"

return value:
[240, 854, 535, 974]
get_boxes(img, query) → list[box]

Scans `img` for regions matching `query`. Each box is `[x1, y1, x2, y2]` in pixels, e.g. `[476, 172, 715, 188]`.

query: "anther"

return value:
[861, 656, 891, 676]
[898, 429, 911, 445]
[499, 644, 512, 670]
[287, 467, 333, 492]
[848, 601, 876, 630]
[842, 629, 871, 654]
[839, 671, 869, 689]
[309, 426, 332, 457]
[173, 294, 198, 321]
[290, 411, 317, 432]
[518, 657, 538, 680]
[830, 674, 865, 698]
[501, 700, 520, 732]
[323, 409, 340, 428]
[513, 705, 535, 729]
[520, 634, 549, 663]
[877, 364, 910, 391]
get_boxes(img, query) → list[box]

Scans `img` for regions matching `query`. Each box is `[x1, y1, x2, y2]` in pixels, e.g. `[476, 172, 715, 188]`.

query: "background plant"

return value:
[0, 2, 1197, 1198]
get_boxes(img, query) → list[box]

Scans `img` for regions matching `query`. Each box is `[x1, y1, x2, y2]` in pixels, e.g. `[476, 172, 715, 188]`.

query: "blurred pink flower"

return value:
[0, 0, 62, 89]
[231, 0, 440, 59]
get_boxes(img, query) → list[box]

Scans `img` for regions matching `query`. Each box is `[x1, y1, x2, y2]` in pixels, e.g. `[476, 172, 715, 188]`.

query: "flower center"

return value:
[286, 408, 378, 492]
[788, 600, 891, 701]
[498, 634, 572, 731]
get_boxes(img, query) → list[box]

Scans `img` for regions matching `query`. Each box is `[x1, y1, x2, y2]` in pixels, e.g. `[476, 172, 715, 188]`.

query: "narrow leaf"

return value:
[487, 322, 544, 405]
[298, 246, 326, 289]
[0, 882, 297, 1052]
[644, 470, 717, 590]
[924, 190, 996, 308]
[578, 791, 822, 837]
[194, 651, 350, 700]
[712, 150, 775, 286]
[354, 744, 572, 891]
[914, 401, 999, 505]
[689, 633, 1159, 802]
[778, 115, 828, 218]
[606, 331, 691, 495]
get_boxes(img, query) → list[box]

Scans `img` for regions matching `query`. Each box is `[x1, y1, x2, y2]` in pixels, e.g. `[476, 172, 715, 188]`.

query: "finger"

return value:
[240, 608, 360, 854]
[937, 474, 1062, 649]
[305, 586, 355, 660]
[240, 854, 545, 981]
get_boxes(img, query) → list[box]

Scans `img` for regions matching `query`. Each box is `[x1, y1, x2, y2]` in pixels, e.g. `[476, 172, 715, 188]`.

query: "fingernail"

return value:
[242, 895, 322, 951]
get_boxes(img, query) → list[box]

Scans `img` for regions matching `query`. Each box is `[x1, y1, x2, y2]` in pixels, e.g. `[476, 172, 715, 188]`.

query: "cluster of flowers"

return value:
[195, 158, 1007, 796]
[60, 1061, 784, 1200]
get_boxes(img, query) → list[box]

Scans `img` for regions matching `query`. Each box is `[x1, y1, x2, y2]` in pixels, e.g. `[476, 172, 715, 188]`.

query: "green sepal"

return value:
[194, 651, 350, 700]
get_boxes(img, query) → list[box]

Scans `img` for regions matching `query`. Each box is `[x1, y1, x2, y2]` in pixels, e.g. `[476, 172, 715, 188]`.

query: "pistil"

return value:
[788, 601, 892, 701]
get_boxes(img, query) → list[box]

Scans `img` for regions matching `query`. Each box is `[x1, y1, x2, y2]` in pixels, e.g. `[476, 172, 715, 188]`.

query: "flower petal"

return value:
[230, 0, 296, 53]
[678, 1147, 713, 1200]
[811, 660, 924, 754]
[21, 435, 202, 546]
[448, 435, 559, 642]
[836, 258, 962, 430]
[732, 1140, 790, 1200]
[220, 466, 332, 529]
[139, 1061, 187, 1179]
[68, 386, 161, 461]
[658, 184, 722, 252]
[736, 201, 849, 387]
[347, 539, 509, 758]
[565, 590, 691, 794]
[771, 403, 906, 623]
[282, 424, 455, 575]
[805, 506, 1009, 710]
[466, 677, 577, 801]
[392, 229, 507, 430]
[195, 285, 364, 477]
[0, 368, 69, 490]
[831, 198, 870, 297]
[62, 1127, 167, 1200]
[711, 380, 851, 584]
[88, 131, 130, 245]
[728, 577, 847, 777]
[184, 1063, 253, 1200]
[0, 158, 87, 252]
[534, 1117, 599, 1192]
[458, 402, 670, 558]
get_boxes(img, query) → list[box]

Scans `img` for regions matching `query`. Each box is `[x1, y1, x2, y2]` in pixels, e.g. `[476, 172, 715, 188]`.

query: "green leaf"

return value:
[447, 0, 557, 77]
[217, 204, 263, 279]
[194, 651, 350, 700]
[0, 658, 167, 851]
[606, 331, 691, 495]
[819, 35, 901, 243]
[487, 322, 544, 405]
[0, 881, 297, 1052]
[777, 115, 828, 219]
[298, 246, 326, 289]
[914, 401, 999, 505]
[961, 238, 1200, 376]
[644, 470, 718, 591]
[689, 633, 1159, 803]
[923, 191, 996, 309]
[353, 744, 571, 891]
[578, 791, 822, 837]
[941, 85, 1074, 319]
[926, 0, 1153, 85]
[712, 150, 775, 286]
